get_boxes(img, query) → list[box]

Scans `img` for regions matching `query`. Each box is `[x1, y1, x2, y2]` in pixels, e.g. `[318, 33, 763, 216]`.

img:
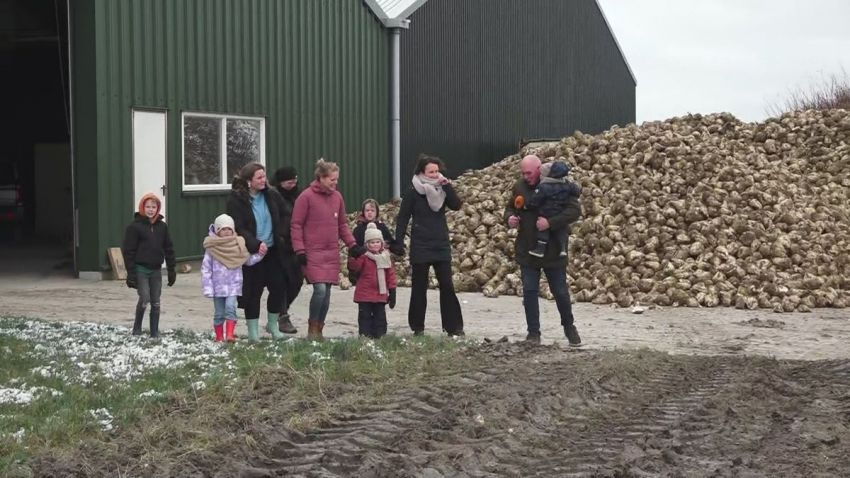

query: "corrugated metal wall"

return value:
[73, 0, 391, 270]
[401, 0, 635, 178]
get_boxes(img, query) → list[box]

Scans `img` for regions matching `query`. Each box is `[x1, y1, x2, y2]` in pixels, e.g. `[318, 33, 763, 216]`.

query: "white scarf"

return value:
[365, 251, 392, 294]
[411, 174, 447, 212]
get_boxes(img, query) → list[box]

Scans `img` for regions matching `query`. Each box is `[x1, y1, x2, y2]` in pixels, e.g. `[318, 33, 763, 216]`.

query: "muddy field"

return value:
[33, 343, 850, 478]
[5, 263, 850, 476]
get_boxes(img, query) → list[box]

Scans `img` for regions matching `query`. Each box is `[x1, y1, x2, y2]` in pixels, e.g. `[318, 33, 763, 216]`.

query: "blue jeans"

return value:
[520, 264, 574, 336]
[213, 296, 238, 326]
[309, 283, 332, 323]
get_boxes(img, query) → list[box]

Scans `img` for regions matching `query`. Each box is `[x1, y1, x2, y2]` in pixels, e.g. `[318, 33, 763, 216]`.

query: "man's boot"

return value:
[565, 325, 583, 347]
[525, 333, 541, 344]
[214, 323, 224, 342]
[278, 313, 298, 334]
[246, 319, 260, 343]
[266, 312, 285, 340]
[225, 320, 237, 343]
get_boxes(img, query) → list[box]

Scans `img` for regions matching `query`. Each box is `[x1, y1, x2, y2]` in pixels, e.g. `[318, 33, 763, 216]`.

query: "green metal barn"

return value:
[68, 0, 399, 277]
[1, 0, 633, 278]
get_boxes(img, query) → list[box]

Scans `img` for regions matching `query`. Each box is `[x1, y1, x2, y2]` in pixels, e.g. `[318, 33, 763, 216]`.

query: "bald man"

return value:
[504, 154, 583, 346]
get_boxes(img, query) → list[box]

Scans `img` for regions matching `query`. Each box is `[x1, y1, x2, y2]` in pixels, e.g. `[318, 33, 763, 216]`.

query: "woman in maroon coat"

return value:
[291, 158, 365, 340]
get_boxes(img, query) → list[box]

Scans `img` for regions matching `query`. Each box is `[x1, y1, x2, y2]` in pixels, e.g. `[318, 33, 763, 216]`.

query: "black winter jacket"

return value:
[122, 214, 176, 272]
[394, 184, 462, 264]
[225, 187, 285, 256]
[270, 185, 300, 254]
[353, 220, 395, 247]
[528, 161, 582, 218]
[504, 178, 581, 268]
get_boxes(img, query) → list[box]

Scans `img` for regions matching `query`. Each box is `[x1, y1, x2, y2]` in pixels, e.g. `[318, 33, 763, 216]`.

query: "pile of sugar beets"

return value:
[338, 109, 850, 312]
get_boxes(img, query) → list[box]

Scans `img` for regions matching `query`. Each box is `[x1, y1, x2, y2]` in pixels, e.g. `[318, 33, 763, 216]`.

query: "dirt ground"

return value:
[31, 343, 850, 477]
[1, 267, 849, 361]
[240, 345, 850, 477]
[4, 265, 850, 477]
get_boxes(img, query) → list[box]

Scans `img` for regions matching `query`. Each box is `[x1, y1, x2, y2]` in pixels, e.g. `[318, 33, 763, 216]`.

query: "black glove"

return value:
[389, 242, 406, 256]
[349, 245, 366, 258]
[388, 288, 397, 309]
[296, 253, 307, 266]
[167, 268, 176, 287]
[126, 275, 137, 289]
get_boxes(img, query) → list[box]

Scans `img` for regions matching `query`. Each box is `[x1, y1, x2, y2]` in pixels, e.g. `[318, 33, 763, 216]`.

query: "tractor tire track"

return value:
[255, 347, 850, 477]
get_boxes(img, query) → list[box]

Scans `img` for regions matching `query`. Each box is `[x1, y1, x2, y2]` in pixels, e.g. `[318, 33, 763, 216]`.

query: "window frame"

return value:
[180, 111, 266, 192]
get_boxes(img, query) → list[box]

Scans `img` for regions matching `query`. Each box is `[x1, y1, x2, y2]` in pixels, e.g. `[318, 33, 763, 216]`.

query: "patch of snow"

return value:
[0, 384, 62, 405]
[89, 408, 114, 432]
[360, 340, 387, 362]
[0, 387, 35, 405]
[0, 320, 229, 386]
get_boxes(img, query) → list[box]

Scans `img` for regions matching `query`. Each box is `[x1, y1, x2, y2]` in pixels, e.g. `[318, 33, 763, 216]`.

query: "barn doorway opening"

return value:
[0, 0, 75, 277]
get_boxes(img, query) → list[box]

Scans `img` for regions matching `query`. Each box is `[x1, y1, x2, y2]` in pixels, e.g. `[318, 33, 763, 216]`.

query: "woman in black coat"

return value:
[394, 154, 464, 336]
[226, 162, 288, 341]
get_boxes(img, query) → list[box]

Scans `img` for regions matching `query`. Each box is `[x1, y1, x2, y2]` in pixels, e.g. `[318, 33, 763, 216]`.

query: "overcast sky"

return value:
[597, 0, 850, 123]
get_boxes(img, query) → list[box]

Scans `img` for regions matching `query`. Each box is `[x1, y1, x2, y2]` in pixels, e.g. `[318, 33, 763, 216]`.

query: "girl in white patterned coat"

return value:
[202, 214, 264, 342]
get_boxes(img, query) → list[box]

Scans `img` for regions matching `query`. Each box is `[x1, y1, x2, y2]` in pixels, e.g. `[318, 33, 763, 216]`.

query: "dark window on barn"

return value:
[182, 113, 265, 191]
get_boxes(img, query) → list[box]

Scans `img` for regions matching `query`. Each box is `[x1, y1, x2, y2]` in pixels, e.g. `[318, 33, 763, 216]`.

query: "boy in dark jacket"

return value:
[122, 193, 176, 337]
[526, 160, 581, 258]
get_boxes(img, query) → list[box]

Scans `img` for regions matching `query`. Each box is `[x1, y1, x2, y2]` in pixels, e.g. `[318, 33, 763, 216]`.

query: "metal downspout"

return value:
[66, 0, 79, 277]
[391, 28, 401, 199]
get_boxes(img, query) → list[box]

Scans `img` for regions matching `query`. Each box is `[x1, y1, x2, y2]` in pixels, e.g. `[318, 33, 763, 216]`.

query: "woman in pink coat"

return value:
[291, 158, 366, 340]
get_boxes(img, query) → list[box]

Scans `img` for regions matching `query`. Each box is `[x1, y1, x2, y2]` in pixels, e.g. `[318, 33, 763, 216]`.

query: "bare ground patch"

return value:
[738, 317, 787, 329]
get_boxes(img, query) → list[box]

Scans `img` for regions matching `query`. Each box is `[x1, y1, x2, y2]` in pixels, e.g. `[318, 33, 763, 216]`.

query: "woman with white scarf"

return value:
[394, 154, 464, 336]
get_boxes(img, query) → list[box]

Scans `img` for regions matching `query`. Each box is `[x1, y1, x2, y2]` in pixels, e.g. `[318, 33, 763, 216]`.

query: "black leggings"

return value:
[281, 254, 304, 313]
[358, 302, 388, 338]
[409, 261, 464, 334]
[242, 250, 285, 320]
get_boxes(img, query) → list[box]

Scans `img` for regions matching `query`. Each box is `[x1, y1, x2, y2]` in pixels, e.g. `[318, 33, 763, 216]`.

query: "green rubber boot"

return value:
[266, 312, 285, 340]
[246, 319, 260, 343]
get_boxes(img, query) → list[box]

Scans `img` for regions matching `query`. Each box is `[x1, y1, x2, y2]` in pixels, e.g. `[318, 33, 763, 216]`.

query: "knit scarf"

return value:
[203, 235, 251, 269]
[365, 251, 392, 294]
[411, 174, 447, 212]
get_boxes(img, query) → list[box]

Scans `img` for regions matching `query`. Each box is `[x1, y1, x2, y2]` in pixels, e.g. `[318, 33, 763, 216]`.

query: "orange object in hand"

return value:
[514, 195, 525, 209]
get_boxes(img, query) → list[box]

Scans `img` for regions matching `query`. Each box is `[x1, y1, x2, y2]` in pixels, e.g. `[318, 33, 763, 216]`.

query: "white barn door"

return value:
[132, 110, 167, 218]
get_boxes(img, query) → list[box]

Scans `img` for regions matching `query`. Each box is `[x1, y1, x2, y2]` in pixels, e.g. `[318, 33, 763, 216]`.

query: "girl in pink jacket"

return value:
[348, 223, 398, 338]
[290, 159, 366, 340]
